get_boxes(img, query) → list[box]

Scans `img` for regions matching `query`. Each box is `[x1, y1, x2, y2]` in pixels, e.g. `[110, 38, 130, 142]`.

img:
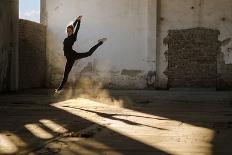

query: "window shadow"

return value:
[0, 89, 171, 155]
[1, 89, 232, 155]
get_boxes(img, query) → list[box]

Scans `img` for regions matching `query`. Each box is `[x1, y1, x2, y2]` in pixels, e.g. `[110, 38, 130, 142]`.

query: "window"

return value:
[19, 0, 40, 23]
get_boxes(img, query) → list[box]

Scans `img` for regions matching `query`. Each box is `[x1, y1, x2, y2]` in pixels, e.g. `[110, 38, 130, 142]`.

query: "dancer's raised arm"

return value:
[73, 16, 82, 39]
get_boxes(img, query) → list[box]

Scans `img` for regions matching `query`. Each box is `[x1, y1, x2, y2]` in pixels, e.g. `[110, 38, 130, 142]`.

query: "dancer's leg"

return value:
[77, 41, 103, 59]
[57, 59, 75, 91]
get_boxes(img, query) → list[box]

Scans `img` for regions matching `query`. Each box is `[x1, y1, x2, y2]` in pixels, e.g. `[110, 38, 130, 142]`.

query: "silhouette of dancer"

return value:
[55, 16, 107, 93]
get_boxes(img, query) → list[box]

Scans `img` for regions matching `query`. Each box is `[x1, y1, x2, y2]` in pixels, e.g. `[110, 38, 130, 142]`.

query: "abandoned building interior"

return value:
[1, 0, 232, 92]
[0, 0, 232, 155]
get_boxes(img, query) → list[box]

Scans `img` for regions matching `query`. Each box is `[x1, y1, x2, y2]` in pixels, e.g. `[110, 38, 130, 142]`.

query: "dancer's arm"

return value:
[72, 18, 79, 28]
[73, 16, 82, 40]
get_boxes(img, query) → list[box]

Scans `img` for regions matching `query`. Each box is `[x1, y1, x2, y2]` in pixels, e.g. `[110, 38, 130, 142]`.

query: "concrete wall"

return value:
[42, 0, 232, 90]
[19, 19, 46, 89]
[42, 0, 157, 89]
[0, 0, 19, 92]
[156, 0, 232, 89]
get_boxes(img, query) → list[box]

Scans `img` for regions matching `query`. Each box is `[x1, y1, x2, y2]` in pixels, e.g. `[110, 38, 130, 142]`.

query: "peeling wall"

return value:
[19, 19, 46, 89]
[0, 0, 19, 92]
[157, 0, 232, 89]
[42, 0, 157, 89]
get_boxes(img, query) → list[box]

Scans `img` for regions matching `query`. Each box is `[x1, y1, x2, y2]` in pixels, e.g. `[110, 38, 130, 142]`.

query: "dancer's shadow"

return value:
[62, 106, 169, 130]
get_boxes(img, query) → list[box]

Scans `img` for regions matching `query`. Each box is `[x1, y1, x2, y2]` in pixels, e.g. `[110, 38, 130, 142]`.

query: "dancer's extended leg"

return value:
[77, 42, 102, 59]
[77, 38, 107, 59]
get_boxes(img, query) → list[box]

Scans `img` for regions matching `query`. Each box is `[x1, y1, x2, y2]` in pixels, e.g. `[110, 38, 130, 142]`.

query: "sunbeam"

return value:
[52, 97, 215, 155]
[24, 124, 53, 139]
[39, 119, 68, 134]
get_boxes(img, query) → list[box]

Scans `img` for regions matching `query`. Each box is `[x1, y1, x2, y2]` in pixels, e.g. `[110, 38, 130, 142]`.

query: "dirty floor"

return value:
[0, 89, 232, 155]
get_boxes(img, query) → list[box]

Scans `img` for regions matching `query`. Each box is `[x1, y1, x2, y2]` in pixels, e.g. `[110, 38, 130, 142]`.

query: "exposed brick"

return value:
[165, 27, 220, 88]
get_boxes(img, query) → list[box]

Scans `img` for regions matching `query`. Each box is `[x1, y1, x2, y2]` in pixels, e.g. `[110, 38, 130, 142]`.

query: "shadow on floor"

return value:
[0, 89, 171, 155]
[55, 88, 232, 155]
[104, 90, 232, 155]
[0, 89, 232, 154]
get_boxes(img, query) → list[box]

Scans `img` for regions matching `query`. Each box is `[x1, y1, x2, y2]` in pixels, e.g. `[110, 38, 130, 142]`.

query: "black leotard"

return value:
[63, 19, 80, 58]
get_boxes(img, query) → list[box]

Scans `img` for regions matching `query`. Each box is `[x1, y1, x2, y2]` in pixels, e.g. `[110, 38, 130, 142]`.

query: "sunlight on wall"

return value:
[24, 124, 53, 139]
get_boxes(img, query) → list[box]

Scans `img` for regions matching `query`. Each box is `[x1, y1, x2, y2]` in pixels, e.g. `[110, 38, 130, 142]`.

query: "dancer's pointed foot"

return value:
[54, 89, 62, 95]
[98, 38, 107, 43]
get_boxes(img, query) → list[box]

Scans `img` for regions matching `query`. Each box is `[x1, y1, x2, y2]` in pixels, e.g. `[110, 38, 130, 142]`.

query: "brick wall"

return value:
[165, 27, 219, 89]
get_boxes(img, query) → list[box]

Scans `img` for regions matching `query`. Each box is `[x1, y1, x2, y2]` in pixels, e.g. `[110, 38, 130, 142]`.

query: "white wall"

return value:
[43, 0, 157, 89]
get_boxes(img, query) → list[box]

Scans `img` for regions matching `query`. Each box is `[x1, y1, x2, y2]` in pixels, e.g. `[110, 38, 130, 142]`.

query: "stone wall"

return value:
[0, 0, 19, 92]
[19, 19, 46, 89]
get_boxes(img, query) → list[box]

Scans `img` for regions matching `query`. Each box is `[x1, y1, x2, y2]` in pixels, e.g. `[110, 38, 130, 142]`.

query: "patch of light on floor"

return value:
[39, 119, 68, 134]
[0, 134, 18, 154]
[24, 124, 53, 139]
[66, 139, 117, 155]
[51, 98, 215, 155]
[4, 132, 27, 148]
